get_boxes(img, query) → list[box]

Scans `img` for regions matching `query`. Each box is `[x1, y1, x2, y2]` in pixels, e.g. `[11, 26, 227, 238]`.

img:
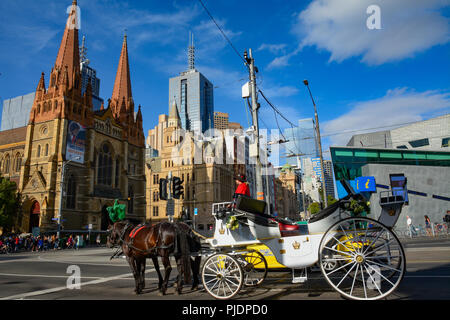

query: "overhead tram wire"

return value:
[197, 0, 248, 67]
[198, 0, 448, 150]
[198, 0, 301, 142]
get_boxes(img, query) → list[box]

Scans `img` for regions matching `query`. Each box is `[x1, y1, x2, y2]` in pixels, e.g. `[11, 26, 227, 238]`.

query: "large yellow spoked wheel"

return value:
[201, 253, 244, 300]
[236, 250, 268, 287]
[319, 217, 406, 300]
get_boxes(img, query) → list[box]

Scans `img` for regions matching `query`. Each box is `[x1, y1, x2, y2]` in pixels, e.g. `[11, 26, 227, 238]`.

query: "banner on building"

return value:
[66, 121, 86, 164]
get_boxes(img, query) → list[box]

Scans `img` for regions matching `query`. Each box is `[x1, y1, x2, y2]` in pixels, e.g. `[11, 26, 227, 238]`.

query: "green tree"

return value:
[308, 202, 321, 215]
[0, 176, 19, 233]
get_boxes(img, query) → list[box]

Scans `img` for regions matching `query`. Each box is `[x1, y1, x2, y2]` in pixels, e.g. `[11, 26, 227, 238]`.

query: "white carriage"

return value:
[200, 181, 407, 300]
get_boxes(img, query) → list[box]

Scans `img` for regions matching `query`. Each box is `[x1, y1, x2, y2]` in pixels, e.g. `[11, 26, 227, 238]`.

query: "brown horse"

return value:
[106, 219, 202, 295]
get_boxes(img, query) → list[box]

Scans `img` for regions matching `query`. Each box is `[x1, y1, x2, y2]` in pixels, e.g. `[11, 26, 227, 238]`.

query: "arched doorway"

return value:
[101, 205, 111, 231]
[29, 201, 40, 233]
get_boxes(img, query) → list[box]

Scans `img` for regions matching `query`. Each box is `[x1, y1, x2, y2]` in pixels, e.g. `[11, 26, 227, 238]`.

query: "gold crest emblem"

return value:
[219, 227, 225, 235]
[292, 241, 300, 250]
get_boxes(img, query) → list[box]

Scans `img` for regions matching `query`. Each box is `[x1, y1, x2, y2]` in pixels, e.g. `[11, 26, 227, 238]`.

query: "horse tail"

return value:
[178, 227, 192, 284]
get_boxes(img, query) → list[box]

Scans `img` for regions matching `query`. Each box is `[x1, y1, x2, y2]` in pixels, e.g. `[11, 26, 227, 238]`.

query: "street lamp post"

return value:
[303, 80, 328, 209]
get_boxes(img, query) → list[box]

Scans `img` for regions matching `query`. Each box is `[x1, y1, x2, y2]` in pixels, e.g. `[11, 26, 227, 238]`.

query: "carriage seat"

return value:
[234, 196, 306, 237]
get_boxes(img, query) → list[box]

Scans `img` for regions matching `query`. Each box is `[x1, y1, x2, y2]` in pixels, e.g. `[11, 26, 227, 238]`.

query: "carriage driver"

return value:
[234, 174, 251, 199]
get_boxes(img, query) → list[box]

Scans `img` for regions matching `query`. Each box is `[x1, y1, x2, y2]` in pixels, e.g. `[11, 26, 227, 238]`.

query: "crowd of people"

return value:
[0, 233, 103, 254]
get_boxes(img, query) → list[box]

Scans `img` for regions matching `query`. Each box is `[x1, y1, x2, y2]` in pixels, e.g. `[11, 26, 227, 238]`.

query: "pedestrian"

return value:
[424, 215, 433, 237]
[406, 216, 417, 237]
[444, 211, 450, 233]
[96, 234, 101, 246]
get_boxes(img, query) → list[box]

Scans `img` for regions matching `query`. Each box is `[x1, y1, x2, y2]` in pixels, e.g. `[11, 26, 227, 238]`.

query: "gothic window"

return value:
[37, 145, 41, 158]
[43, 102, 47, 113]
[66, 175, 76, 209]
[14, 153, 22, 173]
[45, 144, 49, 156]
[97, 143, 113, 186]
[54, 100, 58, 111]
[37, 104, 41, 114]
[4, 154, 10, 174]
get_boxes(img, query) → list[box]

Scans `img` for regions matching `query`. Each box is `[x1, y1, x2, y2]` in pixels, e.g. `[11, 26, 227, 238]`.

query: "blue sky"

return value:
[0, 0, 449, 161]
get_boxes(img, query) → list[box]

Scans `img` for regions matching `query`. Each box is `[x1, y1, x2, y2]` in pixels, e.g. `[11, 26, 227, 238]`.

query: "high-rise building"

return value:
[168, 34, 214, 134]
[1, 93, 35, 131]
[214, 111, 229, 130]
[80, 36, 103, 111]
[283, 118, 319, 167]
[323, 160, 336, 198]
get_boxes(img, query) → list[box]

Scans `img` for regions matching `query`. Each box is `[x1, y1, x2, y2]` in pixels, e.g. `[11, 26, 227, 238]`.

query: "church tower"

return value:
[17, 0, 146, 233]
[20, 0, 93, 231]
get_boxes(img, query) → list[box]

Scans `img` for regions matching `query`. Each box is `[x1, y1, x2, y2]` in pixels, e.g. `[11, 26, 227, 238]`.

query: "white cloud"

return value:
[322, 88, 450, 147]
[257, 43, 287, 54]
[293, 0, 450, 65]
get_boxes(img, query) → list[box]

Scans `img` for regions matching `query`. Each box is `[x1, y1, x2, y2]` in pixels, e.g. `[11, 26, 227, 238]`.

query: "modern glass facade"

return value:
[331, 147, 450, 182]
[169, 70, 214, 134]
[81, 63, 103, 111]
[330, 146, 450, 227]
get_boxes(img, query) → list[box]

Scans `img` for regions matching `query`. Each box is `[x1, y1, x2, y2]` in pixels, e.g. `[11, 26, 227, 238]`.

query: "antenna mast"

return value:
[188, 31, 195, 70]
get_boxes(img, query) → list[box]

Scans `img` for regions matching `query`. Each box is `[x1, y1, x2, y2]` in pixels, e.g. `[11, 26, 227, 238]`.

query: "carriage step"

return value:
[292, 268, 308, 284]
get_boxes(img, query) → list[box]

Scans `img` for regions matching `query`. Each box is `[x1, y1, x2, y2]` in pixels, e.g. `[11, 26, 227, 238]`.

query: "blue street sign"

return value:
[355, 176, 376, 192]
[194, 208, 198, 216]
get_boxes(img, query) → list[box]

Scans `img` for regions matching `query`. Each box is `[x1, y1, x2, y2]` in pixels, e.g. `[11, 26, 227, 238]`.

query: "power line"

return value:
[258, 89, 297, 128]
[197, 0, 247, 66]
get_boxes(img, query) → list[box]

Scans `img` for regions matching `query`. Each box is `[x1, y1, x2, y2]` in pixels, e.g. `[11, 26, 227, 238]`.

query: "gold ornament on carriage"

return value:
[292, 241, 300, 250]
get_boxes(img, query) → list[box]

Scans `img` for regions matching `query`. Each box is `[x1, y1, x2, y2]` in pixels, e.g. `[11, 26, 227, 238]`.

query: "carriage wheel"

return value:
[237, 251, 268, 287]
[201, 253, 243, 300]
[319, 217, 405, 300]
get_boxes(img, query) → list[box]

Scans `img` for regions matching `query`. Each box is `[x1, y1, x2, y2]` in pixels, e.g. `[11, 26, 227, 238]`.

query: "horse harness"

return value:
[115, 223, 176, 256]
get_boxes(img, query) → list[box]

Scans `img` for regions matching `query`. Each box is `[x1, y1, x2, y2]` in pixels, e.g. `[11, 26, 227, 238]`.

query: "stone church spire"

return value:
[111, 34, 133, 118]
[54, 0, 80, 89]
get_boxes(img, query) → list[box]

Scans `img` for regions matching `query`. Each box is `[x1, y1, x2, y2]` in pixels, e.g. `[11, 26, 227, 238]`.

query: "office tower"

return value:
[80, 36, 104, 110]
[168, 33, 214, 134]
[214, 111, 229, 130]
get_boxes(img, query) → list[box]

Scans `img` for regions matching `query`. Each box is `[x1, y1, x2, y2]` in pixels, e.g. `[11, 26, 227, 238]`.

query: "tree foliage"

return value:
[0, 177, 19, 233]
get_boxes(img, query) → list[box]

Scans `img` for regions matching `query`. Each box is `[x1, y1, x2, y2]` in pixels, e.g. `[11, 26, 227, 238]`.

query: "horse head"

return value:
[106, 221, 128, 248]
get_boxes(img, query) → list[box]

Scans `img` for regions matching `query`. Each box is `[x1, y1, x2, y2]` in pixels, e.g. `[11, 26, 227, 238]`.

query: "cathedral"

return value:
[0, 1, 146, 233]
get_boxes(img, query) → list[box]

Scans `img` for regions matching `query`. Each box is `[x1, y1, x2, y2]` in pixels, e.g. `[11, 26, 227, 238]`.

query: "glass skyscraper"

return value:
[283, 118, 319, 167]
[169, 69, 214, 134]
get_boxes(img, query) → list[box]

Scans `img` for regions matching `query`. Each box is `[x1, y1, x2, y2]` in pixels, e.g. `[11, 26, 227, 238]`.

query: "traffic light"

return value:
[172, 176, 184, 199]
[159, 178, 168, 200]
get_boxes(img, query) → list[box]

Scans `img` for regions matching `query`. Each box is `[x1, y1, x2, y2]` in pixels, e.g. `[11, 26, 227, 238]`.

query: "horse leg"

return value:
[126, 256, 140, 295]
[139, 257, 146, 292]
[160, 252, 172, 296]
[152, 256, 163, 291]
[175, 255, 184, 295]
[191, 256, 201, 291]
